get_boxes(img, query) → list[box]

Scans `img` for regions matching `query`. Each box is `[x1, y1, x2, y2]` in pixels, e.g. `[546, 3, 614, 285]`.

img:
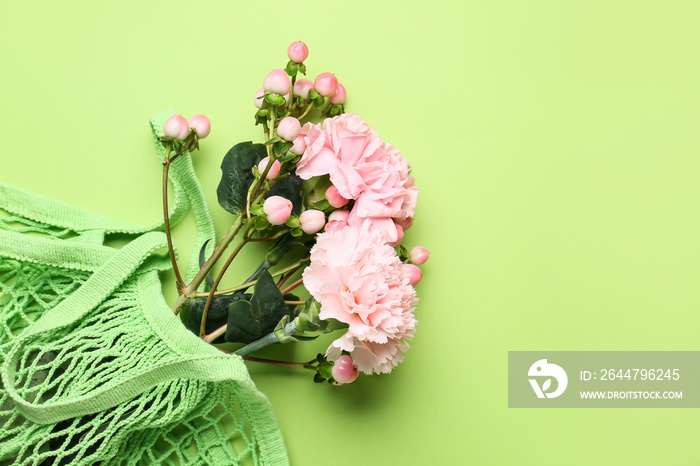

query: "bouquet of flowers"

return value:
[159, 41, 430, 384]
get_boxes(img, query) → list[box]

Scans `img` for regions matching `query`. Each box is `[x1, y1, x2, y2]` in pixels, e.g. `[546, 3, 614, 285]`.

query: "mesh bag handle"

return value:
[0, 231, 250, 424]
[0, 108, 216, 286]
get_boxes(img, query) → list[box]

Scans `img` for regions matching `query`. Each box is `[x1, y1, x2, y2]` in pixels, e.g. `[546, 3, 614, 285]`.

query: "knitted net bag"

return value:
[0, 111, 288, 465]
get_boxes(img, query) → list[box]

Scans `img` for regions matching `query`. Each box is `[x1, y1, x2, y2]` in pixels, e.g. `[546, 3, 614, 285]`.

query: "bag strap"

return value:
[0, 109, 216, 286]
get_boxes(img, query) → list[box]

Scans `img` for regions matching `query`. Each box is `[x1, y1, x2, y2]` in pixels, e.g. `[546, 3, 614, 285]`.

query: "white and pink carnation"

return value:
[302, 223, 418, 374]
[294, 113, 418, 243]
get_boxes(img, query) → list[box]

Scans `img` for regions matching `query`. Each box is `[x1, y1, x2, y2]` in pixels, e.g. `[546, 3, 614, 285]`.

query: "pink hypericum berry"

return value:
[290, 136, 306, 156]
[254, 88, 265, 109]
[314, 73, 338, 97]
[324, 219, 348, 232]
[329, 83, 346, 105]
[395, 216, 413, 230]
[163, 114, 189, 141]
[263, 196, 293, 225]
[277, 117, 301, 142]
[325, 185, 349, 208]
[188, 114, 211, 139]
[402, 263, 422, 286]
[328, 210, 350, 223]
[388, 223, 404, 247]
[409, 246, 430, 265]
[332, 355, 359, 385]
[293, 79, 314, 101]
[299, 209, 326, 234]
[257, 157, 281, 180]
[287, 41, 309, 63]
[263, 69, 291, 95]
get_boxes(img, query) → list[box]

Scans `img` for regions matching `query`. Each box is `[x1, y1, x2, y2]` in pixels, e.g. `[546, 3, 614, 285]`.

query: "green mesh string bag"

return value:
[0, 111, 289, 465]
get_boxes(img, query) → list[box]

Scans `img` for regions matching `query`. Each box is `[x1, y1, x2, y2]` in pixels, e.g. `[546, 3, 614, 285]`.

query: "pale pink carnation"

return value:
[302, 223, 418, 374]
[295, 114, 418, 243]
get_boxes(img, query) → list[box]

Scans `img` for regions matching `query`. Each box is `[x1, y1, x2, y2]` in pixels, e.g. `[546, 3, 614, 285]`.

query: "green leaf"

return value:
[255, 216, 268, 230]
[264, 93, 286, 106]
[313, 96, 325, 108]
[216, 142, 267, 215]
[298, 63, 307, 75]
[225, 270, 292, 344]
[250, 204, 264, 216]
[311, 199, 330, 211]
[285, 60, 298, 76]
[180, 294, 251, 343]
[291, 227, 303, 237]
[217, 142, 303, 217]
[274, 141, 292, 156]
[308, 89, 319, 100]
[277, 152, 295, 163]
[265, 136, 282, 145]
[313, 373, 325, 383]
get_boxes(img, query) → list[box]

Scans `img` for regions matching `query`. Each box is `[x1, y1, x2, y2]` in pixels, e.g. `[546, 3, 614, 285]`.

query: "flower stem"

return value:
[199, 227, 252, 338]
[193, 258, 309, 297]
[280, 278, 304, 296]
[204, 323, 227, 343]
[162, 145, 185, 292]
[298, 103, 313, 121]
[233, 331, 279, 357]
[242, 356, 318, 368]
[183, 215, 245, 298]
[276, 264, 303, 289]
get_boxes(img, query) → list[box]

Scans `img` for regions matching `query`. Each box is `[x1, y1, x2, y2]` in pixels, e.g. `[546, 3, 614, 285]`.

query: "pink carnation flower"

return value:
[302, 223, 418, 374]
[295, 114, 418, 243]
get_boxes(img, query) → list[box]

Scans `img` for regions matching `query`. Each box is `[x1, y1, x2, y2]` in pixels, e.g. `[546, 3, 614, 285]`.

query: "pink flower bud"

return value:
[299, 209, 326, 234]
[409, 246, 430, 265]
[254, 88, 265, 108]
[324, 220, 348, 232]
[395, 216, 413, 230]
[293, 79, 314, 101]
[331, 355, 359, 385]
[257, 157, 281, 180]
[263, 196, 293, 225]
[277, 117, 301, 142]
[314, 72, 338, 97]
[263, 69, 291, 95]
[328, 210, 349, 223]
[188, 114, 211, 139]
[325, 185, 349, 208]
[329, 83, 346, 105]
[287, 41, 309, 63]
[388, 223, 404, 247]
[402, 264, 422, 286]
[290, 136, 306, 156]
[163, 114, 189, 141]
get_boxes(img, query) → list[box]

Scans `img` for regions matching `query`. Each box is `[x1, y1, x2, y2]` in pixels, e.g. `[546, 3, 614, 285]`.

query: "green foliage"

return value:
[225, 270, 292, 344]
[217, 142, 266, 215]
[217, 142, 303, 216]
[180, 293, 251, 343]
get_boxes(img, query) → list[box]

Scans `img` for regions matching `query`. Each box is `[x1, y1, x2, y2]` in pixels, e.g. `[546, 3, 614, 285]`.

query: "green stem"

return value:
[193, 258, 309, 297]
[234, 332, 279, 357]
[162, 145, 185, 291]
[298, 103, 313, 120]
[242, 356, 317, 368]
[199, 227, 252, 338]
[183, 215, 245, 298]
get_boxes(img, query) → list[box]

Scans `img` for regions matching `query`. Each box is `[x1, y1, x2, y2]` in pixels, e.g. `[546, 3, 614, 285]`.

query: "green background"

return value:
[2, 1, 699, 464]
